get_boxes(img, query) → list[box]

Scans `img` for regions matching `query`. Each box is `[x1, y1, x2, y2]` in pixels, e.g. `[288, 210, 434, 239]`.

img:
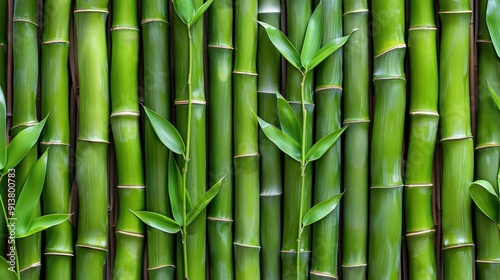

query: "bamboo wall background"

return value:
[0, 0, 492, 279]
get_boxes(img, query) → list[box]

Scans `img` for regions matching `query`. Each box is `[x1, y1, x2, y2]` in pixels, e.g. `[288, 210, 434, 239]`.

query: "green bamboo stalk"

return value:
[404, 0, 439, 278]
[207, 0, 234, 278]
[110, 0, 145, 278]
[172, 1, 208, 278]
[0, 0, 6, 92]
[368, 0, 406, 278]
[438, 0, 475, 278]
[141, 0, 175, 278]
[475, 1, 500, 278]
[310, 0, 342, 278]
[257, 0, 282, 278]
[341, 0, 369, 278]
[40, 0, 73, 279]
[282, 1, 312, 278]
[12, 0, 41, 278]
[233, 0, 260, 278]
[74, 0, 109, 278]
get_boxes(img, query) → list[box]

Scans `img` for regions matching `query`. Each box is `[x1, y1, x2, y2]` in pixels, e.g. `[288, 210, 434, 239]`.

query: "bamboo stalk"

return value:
[12, 0, 41, 277]
[207, 0, 234, 278]
[110, 0, 145, 278]
[310, 0, 342, 278]
[257, 0, 282, 278]
[282, 1, 313, 278]
[341, 0, 369, 278]
[141, 0, 175, 278]
[172, 0, 208, 278]
[40, 0, 73, 279]
[0, 0, 6, 91]
[438, 0, 475, 278]
[475, 1, 500, 278]
[74, 1, 109, 278]
[233, 0, 260, 278]
[368, 0, 406, 278]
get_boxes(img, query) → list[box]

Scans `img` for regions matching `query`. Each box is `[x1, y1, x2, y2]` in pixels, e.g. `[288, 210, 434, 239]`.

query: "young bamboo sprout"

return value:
[40, 0, 73, 278]
[207, 0, 235, 278]
[341, 0, 369, 278]
[74, 0, 110, 278]
[311, 0, 343, 277]
[110, 0, 145, 278]
[141, 0, 175, 278]
[259, 3, 349, 278]
[438, 0, 475, 278]
[368, 0, 406, 278]
[257, 0, 282, 278]
[404, 0, 439, 278]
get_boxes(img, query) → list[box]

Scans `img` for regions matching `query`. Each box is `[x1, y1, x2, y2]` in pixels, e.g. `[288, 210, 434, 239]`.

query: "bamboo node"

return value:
[260, 192, 283, 197]
[475, 143, 500, 150]
[438, 10, 472, 14]
[207, 44, 234, 50]
[476, 260, 500, 264]
[408, 26, 437, 31]
[74, 9, 109, 14]
[77, 138, 110, 144]
[409, 110, 439, 116]
[174, 100, 207, 105]
[374, 44, 406, 59]
[12, 18, 38, 27]
[341, 263, 368, 268]
[117, 185, 145, 189]
[288, 101, 315, 107]
[233, 70, 258, 76]
[404, 183, 433, 188]
[75, 244, 108, 252]
[233, 242, 261, 249]
[19, 262, 42, 272]
[315, 85, 343, 93]
[110, 111, 140, 117]
[440, 135, 473, 142]
[116, 230, 145, 238]
[343, 119, 370, 125]
[257, 90, 277, 95]
[309, 271, 338, 279]
[10, 121, 38, 130]
[477, 39, 493, 44]
[343, 9, 369, 16]
[373, 76, 406, 82]
[406, 228, 436, 237]
[110, 26, 140, 32]
[42, 40, 70, 45]
[370, 184, 403, 189]
[233, 153, 259, 159]
[147, 264, 176, 270]
[40, 141, 70, 146]
[141, 18, 169, 25]
[44, 252, 74, 257]
[442, 243, 474, 251]
[207, 216, 234, 222]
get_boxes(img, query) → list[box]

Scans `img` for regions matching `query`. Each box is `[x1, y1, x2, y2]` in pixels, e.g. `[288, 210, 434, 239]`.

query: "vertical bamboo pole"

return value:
[475, 0, 500, 278]
[368, 0, 406, 279]
[257, 0, 282, 278]
[438, 0, 474, 278]
[110, 0, 145, 278]
[282, 1, 312, 278]
[310, 0, 342, 278]
[341, 0, 369, 278]
[74, 0, 109, 278]
[233, 0, 260, 278]
[12, 0, 41, 278]
[404, 0, 439, 278]
[141, 0, 175, 278]
[40, 0, 73, 278]
[207, 0, 234, 278]
[0, 0, 6, 91]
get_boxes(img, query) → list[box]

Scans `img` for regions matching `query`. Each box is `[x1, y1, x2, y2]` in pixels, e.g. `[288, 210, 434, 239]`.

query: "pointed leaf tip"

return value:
[172, 0, 195, 25]
[190, 0, 213, 26]
[302, 192, 344, 228]
[304, 34, 350, 71]
[469, 180, 499, 224]
[131, 210, 181, 234]
[186, 177, 224, 226]
[306, 126, 347, 163]
[301, 2, 323, 69]
[143, 106, 186, 155]
[257, 116, 302, 162]
[275, 90, 301, 143]
[258, 21, 302, 70]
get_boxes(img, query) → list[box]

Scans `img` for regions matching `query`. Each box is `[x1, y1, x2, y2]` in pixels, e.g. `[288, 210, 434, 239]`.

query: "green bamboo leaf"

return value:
[275, 90, 301, 142]
[487, 0, 500, 58]
[2, 116, 47, 175]
[305, 126, 347, 163]
[0, 87, 6, 170]
[469, 180, 499, 224]
[168, 155, 186, 225]
[0, 256, 17, 280]
[486, 79, 500, 112]
[14, 149, 49, 236]
[300, 2, 322, 69]
[303, 34, 350, 71]
[172, 0, 195, 25]
[16, 214, 70, 239]
[257, 116, 302, 162]
[302, 192, 344, 228]
[190, 0, 213, 26]
[131, 210, 181, 234]
[143, 106, 186, 155]
[257, 21, 302, 70]
[186, 177, 224, 226]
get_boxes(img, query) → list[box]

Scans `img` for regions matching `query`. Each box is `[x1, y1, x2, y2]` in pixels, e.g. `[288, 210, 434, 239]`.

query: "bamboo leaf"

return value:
[303, 34, 350, 71]
[0, 87, 6, 170]
[143, 106, 185, 155]
[257, 21, 302, 70]
[486, 79, 500, 112]
[186, 177, 224, 226]
[190, 0, 213, 26]
[168, 155, 185, 225]
[300, 2, 322, 69]
[257, 116, 302, 162]
[14, 149, 49, 236]
[487, 0, 500, 57]
[302, 192, 344, 228]
[2, 116, 47, 175]
[16, 214, 70, 239]
[172, 0, 195, 25]
[0, 256, 17, 280]
[131, 210, 181, 234]
[469, 180, 499, 224]
[275, 90, 301, 142]
[306, 126, 347, 163]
